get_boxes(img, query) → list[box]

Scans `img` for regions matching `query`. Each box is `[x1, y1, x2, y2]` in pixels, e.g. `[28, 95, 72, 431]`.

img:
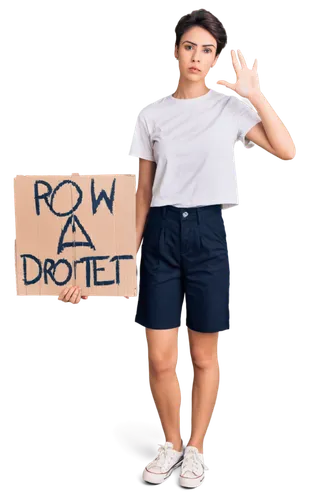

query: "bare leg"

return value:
[146, 327, 183, 452]
[186, 328, 220, 454]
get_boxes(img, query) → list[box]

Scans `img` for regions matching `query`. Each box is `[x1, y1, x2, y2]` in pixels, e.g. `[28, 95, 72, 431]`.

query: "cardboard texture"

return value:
[14, 173, 137, 297]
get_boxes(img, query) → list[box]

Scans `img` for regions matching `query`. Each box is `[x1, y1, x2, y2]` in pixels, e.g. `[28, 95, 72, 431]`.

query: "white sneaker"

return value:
[143, 440, 185, 484]
[179, 445, 209, 488]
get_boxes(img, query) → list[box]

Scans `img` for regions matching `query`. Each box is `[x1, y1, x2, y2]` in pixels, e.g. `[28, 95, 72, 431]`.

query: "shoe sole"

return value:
[141, 475, 173, 488]
[143, 457, 184, 484]
[141, 460, 183, 487]
[179, 472, 205, 488]
[178, 475, 207, 490]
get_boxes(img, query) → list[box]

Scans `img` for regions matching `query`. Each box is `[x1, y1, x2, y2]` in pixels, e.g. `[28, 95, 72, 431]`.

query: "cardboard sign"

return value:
[14, 173, 137, 296]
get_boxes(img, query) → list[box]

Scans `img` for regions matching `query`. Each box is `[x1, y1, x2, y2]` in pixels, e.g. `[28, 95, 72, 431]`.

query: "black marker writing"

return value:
[35, 180, 82, 217]
[20, 253, 134, 287]
[91, 177, 116, 215]
[57, 214, 96, 255]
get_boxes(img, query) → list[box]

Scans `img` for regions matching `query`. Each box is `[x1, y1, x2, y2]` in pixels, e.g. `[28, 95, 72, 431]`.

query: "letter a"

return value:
[57, 214, 96, 254]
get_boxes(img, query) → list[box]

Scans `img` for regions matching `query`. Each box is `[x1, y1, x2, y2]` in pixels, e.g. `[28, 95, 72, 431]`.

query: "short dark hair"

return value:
[175, 9, 227, 57]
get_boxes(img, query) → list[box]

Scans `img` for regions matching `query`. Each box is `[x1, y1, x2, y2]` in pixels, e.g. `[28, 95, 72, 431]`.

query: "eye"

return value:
[185, 45, 212, 54]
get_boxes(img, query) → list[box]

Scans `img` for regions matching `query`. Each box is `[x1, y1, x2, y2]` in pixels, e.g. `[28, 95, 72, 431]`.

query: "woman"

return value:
[128, 10, 236, 488]
[59, 8, 295, 489]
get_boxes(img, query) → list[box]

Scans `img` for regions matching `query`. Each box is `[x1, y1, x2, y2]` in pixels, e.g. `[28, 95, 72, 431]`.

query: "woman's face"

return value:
[175, 26, 219, 80]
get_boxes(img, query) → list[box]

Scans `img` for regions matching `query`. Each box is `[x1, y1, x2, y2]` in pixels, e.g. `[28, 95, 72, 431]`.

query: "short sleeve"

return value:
[128, 110, 155, 161]
[233, 96, 262, 149]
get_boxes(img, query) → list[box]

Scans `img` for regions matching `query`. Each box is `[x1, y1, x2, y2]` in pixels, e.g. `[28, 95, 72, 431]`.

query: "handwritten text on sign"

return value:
[14, 175, 136, 294]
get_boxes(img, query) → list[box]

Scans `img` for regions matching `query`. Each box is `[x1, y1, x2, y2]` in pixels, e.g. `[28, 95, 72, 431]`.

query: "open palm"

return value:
[215, 48, 261, 99]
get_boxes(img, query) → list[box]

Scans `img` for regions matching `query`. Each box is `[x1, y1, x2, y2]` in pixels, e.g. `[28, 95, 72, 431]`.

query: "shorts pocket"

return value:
[141, 222, 164, 274]
[205, 213, 227, 245]
[220, 210, 228, 244]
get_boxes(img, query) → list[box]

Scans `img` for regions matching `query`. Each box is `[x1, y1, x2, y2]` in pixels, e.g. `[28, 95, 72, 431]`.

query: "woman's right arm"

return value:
[57, 162, 156, 305]
[124, 158, 156, 299]
[135, 158, 156, 253]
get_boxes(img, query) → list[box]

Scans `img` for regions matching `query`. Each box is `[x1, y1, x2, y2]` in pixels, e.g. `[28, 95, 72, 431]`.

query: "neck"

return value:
[173, 81, 210, 99]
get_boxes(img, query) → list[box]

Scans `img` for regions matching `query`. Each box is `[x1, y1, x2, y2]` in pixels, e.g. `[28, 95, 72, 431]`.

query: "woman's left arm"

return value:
[217, 49, 296, 160]
[246, 90, 296, 160]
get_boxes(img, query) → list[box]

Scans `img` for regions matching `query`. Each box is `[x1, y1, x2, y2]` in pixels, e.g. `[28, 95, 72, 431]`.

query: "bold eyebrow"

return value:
[182, 40, 216, 48]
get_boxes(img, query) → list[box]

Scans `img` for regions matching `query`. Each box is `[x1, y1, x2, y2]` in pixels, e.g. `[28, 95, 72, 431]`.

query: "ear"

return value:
[172, 43, 178, 59]
[212, 56, 221, 68]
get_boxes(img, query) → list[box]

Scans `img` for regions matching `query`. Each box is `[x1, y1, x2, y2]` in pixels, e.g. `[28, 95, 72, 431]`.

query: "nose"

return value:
[191, 48, 200, 62]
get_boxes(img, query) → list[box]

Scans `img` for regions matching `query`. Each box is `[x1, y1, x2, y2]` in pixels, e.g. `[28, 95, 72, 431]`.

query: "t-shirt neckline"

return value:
[169, 89, 213, 102]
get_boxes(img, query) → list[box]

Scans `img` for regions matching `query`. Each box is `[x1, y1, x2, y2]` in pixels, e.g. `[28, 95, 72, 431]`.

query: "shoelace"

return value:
[150, 443, 174, 469]
[181, 448, 209, 475]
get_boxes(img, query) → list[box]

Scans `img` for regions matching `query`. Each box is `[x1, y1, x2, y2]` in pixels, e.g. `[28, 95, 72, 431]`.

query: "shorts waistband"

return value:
[149, 204, 222, 223]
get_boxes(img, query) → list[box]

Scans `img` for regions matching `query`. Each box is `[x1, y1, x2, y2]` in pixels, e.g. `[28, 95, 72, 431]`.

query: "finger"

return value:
[231, 49, 241, 76]
[217, 80, 235, 91]
[59, 287, 73, 304]
[73, 287, 81, 304]
[73, 287, 82, 306]
[82, 296, 88, 299]
[237, 49, 247, 69]
[58, 287, 70, 300]
[69, 287, 80, 304]
[252, 58, 258, 71]
[63, 286, 77, 302]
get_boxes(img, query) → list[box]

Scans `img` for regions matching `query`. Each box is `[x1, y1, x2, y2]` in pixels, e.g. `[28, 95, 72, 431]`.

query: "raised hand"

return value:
[215, 48, 262, 99]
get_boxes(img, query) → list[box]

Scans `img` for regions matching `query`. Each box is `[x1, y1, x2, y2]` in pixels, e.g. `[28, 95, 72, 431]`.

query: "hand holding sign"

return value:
[58, 285, 88, 303]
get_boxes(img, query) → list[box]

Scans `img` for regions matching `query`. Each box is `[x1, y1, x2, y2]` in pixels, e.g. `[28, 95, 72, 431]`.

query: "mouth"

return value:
[188, 67, 200, 72]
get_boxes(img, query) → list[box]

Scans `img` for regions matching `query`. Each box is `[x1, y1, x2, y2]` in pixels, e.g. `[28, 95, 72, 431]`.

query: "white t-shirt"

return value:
[128, 89, 262, 209]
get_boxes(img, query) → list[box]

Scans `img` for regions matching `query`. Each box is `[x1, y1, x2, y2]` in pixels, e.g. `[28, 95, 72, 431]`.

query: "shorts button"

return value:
[182, 212, 188, 218]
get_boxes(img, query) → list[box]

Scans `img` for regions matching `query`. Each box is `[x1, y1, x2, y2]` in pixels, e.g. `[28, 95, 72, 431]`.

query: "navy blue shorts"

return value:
[135, 204, 230, 333]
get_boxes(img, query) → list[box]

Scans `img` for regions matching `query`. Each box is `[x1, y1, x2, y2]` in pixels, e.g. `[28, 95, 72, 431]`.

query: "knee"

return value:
[148, 353, 177, 377]
[190, 349, 218, 370]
